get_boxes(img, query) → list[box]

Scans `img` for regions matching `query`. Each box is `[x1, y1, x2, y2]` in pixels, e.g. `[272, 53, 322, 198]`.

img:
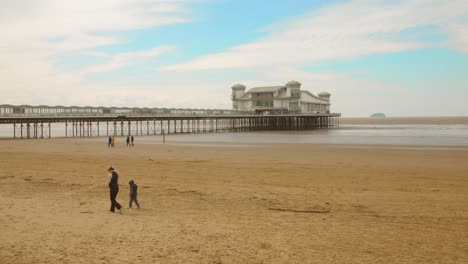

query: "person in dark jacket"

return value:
[108, 136, 112, 147]
[128, 180, 140, 209]
[131, 135, 134, 146]
[126, 136, 130, 147]
[107, 167, 122, 213]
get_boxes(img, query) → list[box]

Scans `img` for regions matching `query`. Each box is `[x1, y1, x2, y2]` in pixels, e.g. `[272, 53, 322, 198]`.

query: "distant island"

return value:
[370, 113, 386, 118]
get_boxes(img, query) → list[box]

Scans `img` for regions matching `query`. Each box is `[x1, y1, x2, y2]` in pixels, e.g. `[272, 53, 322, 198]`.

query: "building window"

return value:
[289, 102, 299, 109]
[255, 100, 273, 107]
[252, 92, 273, 98]
[13, 107, 25, 114]
[291, 92, 300, 99]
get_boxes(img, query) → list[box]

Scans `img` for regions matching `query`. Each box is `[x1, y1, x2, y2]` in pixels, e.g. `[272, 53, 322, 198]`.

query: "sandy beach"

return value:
[0, 138, 467, 263]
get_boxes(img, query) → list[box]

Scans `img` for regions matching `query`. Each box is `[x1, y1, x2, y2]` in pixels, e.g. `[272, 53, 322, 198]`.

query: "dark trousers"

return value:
[109, 188, 121, 212]
[129, 195, 140, 208]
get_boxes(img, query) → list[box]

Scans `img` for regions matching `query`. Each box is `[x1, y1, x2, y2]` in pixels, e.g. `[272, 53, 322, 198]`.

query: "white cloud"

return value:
[446, 23, 468, 53]
[0, 0, 201, 106]
[162, 0, 468, 71]
[78, 46, 175, 75]
[1, 0, 192, 56]
[1, 0, 467, 117]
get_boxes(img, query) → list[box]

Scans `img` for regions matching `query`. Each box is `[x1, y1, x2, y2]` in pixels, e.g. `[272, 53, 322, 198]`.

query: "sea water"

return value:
[1, 124, 468, 146]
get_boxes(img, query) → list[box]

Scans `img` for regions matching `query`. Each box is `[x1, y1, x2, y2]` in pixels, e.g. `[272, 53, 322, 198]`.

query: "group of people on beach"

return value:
[106, 135, 138, 213]
[107, 135, 134, 147]
[107, 167, 140, 213]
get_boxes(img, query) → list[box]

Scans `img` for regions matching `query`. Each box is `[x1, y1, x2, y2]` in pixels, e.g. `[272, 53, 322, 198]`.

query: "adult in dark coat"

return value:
[107, 167, 122, 213]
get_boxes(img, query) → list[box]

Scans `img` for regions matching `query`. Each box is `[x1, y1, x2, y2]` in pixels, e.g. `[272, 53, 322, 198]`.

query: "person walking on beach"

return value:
[111, 136, 115, 147]
[126, 136, 130, 147]
[107, 167, 122, 213]
[131, 135, 134, 146]
[108, 136, 112, 147]
[128, 180, 140, 209]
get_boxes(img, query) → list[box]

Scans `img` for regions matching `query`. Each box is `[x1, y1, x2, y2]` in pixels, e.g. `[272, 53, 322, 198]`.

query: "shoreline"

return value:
[341, 116, 468, 125]
[3, 136, 468, 148]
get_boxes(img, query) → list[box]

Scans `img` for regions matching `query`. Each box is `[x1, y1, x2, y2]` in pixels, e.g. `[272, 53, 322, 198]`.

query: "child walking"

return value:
[128, 180, 140, 209]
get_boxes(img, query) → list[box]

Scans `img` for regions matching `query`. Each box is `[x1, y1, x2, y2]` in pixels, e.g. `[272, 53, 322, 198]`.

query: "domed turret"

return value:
[231, 84, 246, 90]
[285, 80, 302, 88]
[318, 92, 331, 101]
[231, 84, 246, 110]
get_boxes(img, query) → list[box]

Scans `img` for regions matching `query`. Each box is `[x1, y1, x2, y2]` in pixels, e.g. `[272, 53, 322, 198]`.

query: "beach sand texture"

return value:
[0, 139, 467, 263]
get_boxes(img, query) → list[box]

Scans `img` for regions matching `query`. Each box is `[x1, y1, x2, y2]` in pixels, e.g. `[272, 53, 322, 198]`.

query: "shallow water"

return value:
[2, 124, 468, 146]
[123, 124, 468, 146]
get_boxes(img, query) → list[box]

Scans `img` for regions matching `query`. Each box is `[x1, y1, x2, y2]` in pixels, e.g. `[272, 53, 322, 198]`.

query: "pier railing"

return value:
[0, 104, 255, 118]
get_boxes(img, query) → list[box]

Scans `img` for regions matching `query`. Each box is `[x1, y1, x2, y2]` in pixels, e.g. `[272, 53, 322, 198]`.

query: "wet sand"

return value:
[0, 139, 467, 263]
[341, 116, 468, 125]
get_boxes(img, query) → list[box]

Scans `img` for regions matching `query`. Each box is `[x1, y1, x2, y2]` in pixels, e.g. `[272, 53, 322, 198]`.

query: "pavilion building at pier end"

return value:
[231, 81, 331, 114]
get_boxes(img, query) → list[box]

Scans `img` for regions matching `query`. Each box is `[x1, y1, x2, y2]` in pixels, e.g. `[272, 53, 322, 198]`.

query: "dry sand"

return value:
[341, 116, 468, 125]
[0, 138, 467, 263]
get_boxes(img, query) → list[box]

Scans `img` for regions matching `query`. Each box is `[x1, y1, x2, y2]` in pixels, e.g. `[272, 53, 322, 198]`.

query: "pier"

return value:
[0, 105, 340, 139]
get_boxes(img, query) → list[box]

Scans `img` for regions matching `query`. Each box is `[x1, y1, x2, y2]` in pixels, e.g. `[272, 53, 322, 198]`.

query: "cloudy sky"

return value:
[1, 0, 468, 116]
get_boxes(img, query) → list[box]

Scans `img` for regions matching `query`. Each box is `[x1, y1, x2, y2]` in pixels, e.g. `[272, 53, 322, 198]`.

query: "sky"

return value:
[1, 0, 468, 117]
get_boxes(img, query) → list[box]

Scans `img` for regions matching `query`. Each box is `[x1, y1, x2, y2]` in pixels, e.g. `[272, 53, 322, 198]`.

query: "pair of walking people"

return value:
[108, 136, 115, 147]
[107, 167, 140, 213]
[126, 135, 134, 147]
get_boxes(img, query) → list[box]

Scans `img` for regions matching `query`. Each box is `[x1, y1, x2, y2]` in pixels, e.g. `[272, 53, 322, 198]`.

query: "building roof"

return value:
[286, 80, 301, 87]
[247, 86, 285, 93]
[232, 84, 246, 90]
[300, 91, 329, 104]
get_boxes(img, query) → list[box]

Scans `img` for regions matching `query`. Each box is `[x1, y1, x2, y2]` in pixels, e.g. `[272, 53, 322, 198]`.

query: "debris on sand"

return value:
[268, 207, 331, 214]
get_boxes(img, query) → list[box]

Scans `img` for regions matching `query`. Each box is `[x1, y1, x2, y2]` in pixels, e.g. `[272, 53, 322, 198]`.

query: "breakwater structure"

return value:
[0, 105, 340, 139]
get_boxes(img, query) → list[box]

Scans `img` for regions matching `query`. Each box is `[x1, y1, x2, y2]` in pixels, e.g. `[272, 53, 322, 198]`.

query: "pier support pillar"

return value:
[147, 120, 149, 135]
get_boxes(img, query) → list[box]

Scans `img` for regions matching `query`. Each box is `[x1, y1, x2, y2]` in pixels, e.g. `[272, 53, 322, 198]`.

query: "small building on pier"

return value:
[231, 81, 331, 114]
